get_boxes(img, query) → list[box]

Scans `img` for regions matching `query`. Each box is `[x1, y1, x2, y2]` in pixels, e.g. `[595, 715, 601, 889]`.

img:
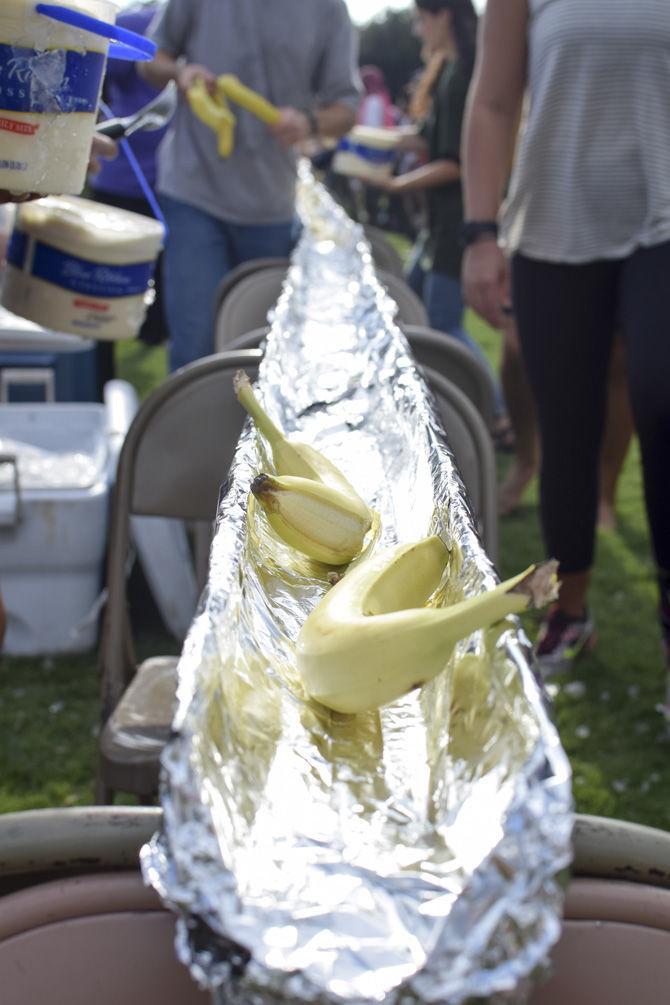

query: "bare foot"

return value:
[497, 462, 537, 517]
[597, 499, 617, 531]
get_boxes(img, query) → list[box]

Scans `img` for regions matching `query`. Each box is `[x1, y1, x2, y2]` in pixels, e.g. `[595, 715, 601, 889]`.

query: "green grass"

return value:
[1, 258, 668, 830]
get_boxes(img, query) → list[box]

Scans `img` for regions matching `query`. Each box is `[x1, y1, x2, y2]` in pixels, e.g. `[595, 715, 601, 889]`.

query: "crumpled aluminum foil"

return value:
[141, 163, 573, 1005]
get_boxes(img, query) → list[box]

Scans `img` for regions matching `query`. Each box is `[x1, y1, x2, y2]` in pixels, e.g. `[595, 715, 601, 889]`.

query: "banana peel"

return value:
[187, 75, 280, 159]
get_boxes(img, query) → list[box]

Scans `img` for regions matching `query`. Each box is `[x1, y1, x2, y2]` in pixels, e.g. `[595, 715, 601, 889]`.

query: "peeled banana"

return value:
[236, 369, 375, 562]
[251, 473, 373, 566]
[235, 371, 366, 497]
[297, 536, 558, 714]
[236, 371, 374, 562]
[187, 79, 236, 157]
[217, 74, 281, 126]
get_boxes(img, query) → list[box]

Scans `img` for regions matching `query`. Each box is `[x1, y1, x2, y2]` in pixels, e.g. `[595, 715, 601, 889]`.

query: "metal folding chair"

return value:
[97, 350, 262, 803]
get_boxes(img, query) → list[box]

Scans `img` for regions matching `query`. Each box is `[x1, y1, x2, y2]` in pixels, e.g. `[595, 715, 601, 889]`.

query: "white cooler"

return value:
[0, 401, 117, 655]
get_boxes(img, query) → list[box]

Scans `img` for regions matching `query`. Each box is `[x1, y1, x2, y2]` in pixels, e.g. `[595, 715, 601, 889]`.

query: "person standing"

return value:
[364, 0, 508, 437]
[140, 0, 360, 371]
[461, 0, 670, 706]
[89, 1, 169, 396]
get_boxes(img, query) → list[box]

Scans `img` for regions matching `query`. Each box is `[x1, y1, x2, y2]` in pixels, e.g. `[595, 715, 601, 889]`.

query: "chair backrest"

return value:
[215, 265, 428, 350]
[99, 350, 262, 717]
[362, 224, 405, 278]
[421, 365, 498, 563]
[0, 807, 208, 1005]
[213, 257, 291, 336]
[215, 265, 289, 351]
[402, 324, 497, 430]
[0, 806, 162, 894]
[378, 270, 429, 327]
[530, 815, 670, 1005]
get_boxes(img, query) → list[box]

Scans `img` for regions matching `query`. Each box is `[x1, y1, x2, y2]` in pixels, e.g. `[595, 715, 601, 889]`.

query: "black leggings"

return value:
[512, 242, 670, 576]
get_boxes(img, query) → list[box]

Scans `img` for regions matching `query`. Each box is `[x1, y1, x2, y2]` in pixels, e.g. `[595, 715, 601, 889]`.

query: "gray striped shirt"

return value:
[149, 0, 359, 225]
[502, 0, 670, 262]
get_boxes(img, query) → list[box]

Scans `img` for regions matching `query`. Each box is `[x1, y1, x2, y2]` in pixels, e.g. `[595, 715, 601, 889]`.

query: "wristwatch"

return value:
[460, 220, 499, 247]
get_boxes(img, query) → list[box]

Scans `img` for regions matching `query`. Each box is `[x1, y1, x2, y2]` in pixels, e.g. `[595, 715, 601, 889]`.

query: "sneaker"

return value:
[534, 607, 595, 677]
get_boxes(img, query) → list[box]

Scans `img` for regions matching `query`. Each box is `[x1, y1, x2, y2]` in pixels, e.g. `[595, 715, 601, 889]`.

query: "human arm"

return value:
[375, 158, 460, 194]
[137, 0, 216, 95]
[461, 0, 528, 330]
[396, 131, 428, 157]
[271, 103, 356, 146]
[138, 48, 217, 95]
[273, 0, 360, 146]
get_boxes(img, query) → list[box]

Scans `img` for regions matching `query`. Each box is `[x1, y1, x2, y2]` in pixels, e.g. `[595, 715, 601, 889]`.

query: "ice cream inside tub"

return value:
[1, 195, 165, 340]
[0, 0, 118, 195]
[332, 125, 403, 182]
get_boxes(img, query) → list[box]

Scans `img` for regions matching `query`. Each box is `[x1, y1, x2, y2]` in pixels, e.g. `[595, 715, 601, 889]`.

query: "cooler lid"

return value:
[0, 305, 94, 353]
[0, 404, 110, 492]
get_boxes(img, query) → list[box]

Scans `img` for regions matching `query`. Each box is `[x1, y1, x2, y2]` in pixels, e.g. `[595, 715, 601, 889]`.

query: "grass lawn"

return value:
[1, 253, 668, 830]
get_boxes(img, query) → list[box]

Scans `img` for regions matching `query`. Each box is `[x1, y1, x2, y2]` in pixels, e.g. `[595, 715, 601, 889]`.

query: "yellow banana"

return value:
[251, 473, 373, 566]
[217, 74, 281, 126]
[187, 80, 236, 158]
[297, 536, 558, 714]
[235, 370, 368, 501]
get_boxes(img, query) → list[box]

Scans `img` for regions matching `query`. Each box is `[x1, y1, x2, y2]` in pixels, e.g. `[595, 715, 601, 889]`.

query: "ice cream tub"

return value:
[1, 194, 165, 340]
[0, 1, 154, 196]
[332, 125, 402, 182]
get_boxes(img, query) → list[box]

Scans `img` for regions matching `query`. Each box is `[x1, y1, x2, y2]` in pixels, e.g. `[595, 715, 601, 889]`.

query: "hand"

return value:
[176, 63, 217, 96]
[0, 190, 38, 204]
[271, 107, 311, 147]
[462, 239, 510, 331]
[87, 133, 118, 176]
[395, 132, 427, 156]
[354, 173, 397, 193]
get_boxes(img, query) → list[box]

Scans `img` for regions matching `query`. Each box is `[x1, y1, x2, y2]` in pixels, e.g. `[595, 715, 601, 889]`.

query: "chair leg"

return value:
[95, 772, 115, 805]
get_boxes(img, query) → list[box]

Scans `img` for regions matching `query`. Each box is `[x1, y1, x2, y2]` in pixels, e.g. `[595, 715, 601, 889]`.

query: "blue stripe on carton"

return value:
[7, 228, 27, 266]
[336, 137, 396, 165]
[0, 43, 106, 114]
[8, 231, 155, 299]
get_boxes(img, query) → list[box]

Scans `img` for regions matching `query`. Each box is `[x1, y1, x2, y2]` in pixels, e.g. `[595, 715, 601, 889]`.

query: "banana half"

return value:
[297, 536, 559, 714]
[251, 473, 373, 566]
[236, 371, 375, 564]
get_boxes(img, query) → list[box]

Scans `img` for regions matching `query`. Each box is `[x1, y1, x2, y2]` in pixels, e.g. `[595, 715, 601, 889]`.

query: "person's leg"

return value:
[423, 269, 506, 418]
[497, 316, 540, 516]
[497, 321, 634, 524]
[619, 240, 670, 713]
[227, 219, 295, 267]
[0, 587, 6, 650]
[160, 196, 233, 371]
[404, 238, 426, 299]
[512, 253, 620, 669]
[597, 332, 635, 530]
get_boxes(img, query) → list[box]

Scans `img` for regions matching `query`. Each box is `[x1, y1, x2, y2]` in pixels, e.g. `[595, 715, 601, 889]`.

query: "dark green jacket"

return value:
[423, 58, 472, 278]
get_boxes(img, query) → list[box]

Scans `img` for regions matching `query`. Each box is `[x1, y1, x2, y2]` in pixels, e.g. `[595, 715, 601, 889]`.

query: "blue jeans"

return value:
[160, 195, 296, 371]
[419, 268, 506, 419]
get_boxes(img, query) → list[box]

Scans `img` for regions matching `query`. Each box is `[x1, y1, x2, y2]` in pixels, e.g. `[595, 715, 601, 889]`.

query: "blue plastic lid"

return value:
[35, 3, 157, 61]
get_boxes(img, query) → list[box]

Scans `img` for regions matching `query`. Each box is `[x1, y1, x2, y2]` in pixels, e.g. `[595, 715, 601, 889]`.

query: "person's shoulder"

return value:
[315, 0, 352, 19]
[117, 2, 163, 34]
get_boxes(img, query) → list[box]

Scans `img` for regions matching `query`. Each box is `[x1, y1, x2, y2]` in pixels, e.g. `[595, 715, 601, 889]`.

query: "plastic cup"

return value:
[0, 0, 119, 196]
